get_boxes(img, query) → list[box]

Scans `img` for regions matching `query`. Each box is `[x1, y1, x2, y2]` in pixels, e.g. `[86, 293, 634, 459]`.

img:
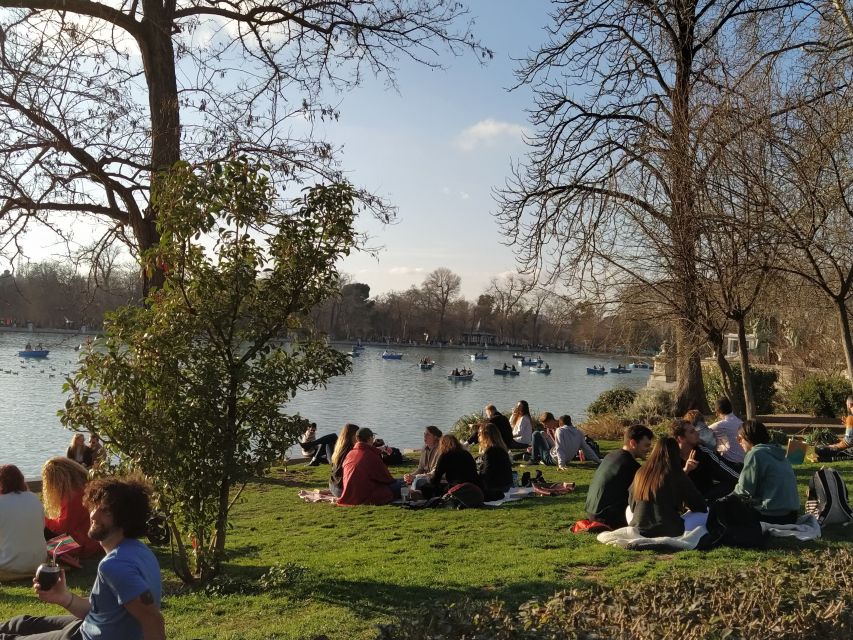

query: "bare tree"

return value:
[421, 267, 461, 340]
[487, 273, 533, 343]
[496, 0, 823, 413]
[0, 2, 489, 292]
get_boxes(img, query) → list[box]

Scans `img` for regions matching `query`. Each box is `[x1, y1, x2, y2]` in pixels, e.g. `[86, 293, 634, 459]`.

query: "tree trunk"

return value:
[674, 318, 709, 415]
[709, 329, 738, 411]
[835, 298, 853, 394]
[137, 0, 181, 296]
[736, 315, 757, 418]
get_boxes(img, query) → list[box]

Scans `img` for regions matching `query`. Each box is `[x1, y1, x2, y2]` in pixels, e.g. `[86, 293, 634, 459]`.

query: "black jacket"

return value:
[629, 473, 707, 537]
[478, 446, 513, 494]
[429, 449, 481, 489]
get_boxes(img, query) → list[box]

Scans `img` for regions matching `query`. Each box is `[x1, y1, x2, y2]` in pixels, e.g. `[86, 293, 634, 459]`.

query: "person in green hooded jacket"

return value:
[732, 420, 800, 524]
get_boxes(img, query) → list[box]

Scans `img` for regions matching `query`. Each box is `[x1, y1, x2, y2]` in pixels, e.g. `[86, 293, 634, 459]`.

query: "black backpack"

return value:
[701, 493, 766, 549]
[443, 482, 485, 509]
[805, 467, 853, 526]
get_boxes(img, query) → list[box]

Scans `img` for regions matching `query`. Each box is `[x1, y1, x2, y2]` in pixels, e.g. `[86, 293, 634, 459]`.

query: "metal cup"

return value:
[35, 563, 60, 591]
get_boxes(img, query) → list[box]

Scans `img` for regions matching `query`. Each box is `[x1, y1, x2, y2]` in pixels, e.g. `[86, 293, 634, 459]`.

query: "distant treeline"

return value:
[0, 261, 141, 329]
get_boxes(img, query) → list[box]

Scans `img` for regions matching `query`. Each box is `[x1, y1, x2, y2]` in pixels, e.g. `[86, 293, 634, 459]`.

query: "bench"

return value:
[755, 414, 845, 436]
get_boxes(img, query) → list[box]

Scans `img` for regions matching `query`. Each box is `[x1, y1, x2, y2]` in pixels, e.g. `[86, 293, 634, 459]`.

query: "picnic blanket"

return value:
[298, 489, 337, 504]
[761, 514, 821, 541]
[597, 525, 709, 551]
[484, 486, 536, 506]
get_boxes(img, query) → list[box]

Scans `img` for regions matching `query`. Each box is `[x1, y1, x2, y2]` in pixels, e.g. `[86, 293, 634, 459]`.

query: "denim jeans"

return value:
[530, 431, 554, 465]
[301, 433, 337, 463]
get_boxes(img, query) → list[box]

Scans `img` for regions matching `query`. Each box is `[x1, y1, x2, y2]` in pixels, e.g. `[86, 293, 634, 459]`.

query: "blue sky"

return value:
[9, 1, 554, 299]
[329, 0, 553, 298]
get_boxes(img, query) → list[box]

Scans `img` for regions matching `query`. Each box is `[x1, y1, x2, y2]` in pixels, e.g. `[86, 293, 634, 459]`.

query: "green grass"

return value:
[2, 446, 851, 639]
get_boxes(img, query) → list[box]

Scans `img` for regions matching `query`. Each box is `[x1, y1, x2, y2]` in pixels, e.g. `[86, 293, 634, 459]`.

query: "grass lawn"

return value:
[2, 444, 851, 639]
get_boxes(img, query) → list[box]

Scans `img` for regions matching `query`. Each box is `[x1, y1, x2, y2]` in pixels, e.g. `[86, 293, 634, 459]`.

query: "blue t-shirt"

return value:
[81, 538, 162, 640]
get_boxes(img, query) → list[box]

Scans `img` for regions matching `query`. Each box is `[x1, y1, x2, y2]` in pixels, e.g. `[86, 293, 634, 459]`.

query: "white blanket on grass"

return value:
[597, 525, 709, 551]
[484, 486, 536, 506]
[761, 514, 821, 540]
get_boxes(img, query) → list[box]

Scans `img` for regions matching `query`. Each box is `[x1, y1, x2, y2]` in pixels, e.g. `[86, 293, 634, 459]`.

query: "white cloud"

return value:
[454, 118, 528, 152]
[460, 191, 470, 200]
[388, 266, 426, 276]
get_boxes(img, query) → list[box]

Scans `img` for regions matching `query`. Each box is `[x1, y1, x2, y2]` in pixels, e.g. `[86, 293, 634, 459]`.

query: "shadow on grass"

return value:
[309, 576, 565, 616]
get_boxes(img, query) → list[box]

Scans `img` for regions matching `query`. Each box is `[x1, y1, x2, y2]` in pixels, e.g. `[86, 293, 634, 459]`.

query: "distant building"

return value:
[462, 331, 497, 346]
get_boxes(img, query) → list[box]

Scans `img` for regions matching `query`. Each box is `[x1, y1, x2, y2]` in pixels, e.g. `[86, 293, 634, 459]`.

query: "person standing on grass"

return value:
[552, 415, 600, 469]
[708, 397, 745, 467]
[585, 425, 654, 529]
[0, 477, 165, 640]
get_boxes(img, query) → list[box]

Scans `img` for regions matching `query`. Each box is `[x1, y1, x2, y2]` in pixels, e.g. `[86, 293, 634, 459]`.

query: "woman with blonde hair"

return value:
[629, 437, 706, 537]
[477, 422, 513, 500]
[65, 433, 90, 467]
[42, 457, 100, 557]
[329, 423, 360, 497]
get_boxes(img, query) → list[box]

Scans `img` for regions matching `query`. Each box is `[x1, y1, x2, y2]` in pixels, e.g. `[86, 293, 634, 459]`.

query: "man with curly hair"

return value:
[0, 477, 165, 639]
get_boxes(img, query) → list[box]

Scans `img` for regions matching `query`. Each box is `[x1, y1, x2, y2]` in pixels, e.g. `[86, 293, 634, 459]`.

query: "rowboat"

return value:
[530, 365, 552, 374]
[628, 361, 650, 369]
[347, 349, 361, 357]
[19, 350, 50, 359]
[381, 351, 403, 360]
[518, 357, 543, 366]
[469, 353, 488, 361]
[447, 372, 474, 381]
[494, 368, 520, 376]
[418, 359, 435, 370]
[610, 366, 631, 374]
[586, 367, 607, 375]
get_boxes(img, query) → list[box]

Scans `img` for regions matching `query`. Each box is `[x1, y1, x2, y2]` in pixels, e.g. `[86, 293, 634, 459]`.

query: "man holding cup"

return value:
[0, 477, 165, 640]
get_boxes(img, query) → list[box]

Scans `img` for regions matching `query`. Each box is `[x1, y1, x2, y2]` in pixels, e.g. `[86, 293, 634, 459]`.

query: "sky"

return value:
[8, 0, 555, 300]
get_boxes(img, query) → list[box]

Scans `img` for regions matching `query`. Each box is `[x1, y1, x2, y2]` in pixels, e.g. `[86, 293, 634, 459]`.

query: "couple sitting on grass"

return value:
[585, 420, 799, 538]
[329, 422, 514, 505]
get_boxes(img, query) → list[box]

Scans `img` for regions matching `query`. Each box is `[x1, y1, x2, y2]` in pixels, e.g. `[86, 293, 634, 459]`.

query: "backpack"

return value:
[805, 467, 853, 526]
[442, 482, 485, 509]
[380, 447, 404, 466]
[701, 493, 766, 550]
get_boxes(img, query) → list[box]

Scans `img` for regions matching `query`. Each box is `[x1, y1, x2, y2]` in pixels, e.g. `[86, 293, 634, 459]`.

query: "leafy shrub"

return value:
[579, 414, 630, 440]
[625, 389, 673, 424]
[768, 429, 789, 446]
[258, 563, 307, 590]
[803, 428, 842, 446]
[587, 388, 636, 417]
[704, 365, 778, 415]
[203, 563, 308, 597]
[451, 412, 484, 442]
[379, 549, 853, 640]
[786, 375, 852, 417]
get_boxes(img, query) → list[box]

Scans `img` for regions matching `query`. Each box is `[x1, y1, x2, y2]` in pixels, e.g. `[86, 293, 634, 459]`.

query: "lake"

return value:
[0, 332, 651, 476]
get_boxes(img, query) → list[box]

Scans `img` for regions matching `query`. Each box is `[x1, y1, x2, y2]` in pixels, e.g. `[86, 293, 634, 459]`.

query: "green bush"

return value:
[704, 365, 778, 415]
[803, 428, 842, 446]
[786, 375, 851, 417]
[379, 549, 853, 640]
[587, 388, 637, 417]
[625, 389, 673, 424]
[450, 412, 483, 442]
[768, 429, 789, 446]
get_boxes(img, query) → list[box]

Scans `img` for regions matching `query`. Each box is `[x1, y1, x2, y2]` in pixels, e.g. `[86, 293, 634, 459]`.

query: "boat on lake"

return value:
[19, 350, 50, 359]
[381, 351, 403, 360]
[494, 367, 520, 376]
[447, 372, 474, 381]
[610, 366, 631, 374]
[586, 367, 608, 375]
[469, 352, 488, 361]
[518, 356, 543, 366]
[629, 361, 650, 369]
[418, 358, 435, 370]
[530, 364, 552, 374]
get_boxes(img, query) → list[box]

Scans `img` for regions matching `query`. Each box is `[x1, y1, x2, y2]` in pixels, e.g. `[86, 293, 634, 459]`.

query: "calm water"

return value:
[0, 333, 650, 476]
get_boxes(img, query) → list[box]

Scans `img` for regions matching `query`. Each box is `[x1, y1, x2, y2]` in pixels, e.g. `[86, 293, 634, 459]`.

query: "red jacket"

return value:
[337, 442, 395, 506]
[44, 486, 101, 558]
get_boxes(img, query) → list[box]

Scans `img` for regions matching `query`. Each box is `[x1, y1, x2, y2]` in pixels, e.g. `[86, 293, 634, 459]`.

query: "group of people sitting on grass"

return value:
[585, 408, 801, 538]
[299, 399, 606, 506]
[0, 445, 165, 638]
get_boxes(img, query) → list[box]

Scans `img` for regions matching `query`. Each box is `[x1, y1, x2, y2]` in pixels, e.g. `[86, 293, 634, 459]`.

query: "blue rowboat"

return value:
[19, 350, 50, 358]
[494, 368, 520, 376]
[586, 367, 607, 375]
[381, 351, 403, 360]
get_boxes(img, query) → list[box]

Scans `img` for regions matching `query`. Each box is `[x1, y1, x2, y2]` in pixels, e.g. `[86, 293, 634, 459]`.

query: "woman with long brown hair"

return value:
[629, 437, 706, 537]
[508, 400, 533, 449]
[422, 435, 479, 498]
[0, 465, 45, 581]
[42, 457, 101, 557]
[329, 423, 360, 497]
[477, 421, 514, 500]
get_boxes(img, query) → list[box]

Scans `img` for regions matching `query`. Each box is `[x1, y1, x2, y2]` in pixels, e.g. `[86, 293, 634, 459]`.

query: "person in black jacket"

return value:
[466, 404, 515, 450]
[476, 422, 513, 500]
[629, 437, 707, 537]
[671, 420, 740, 501]
[421, 435, 480, 499]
